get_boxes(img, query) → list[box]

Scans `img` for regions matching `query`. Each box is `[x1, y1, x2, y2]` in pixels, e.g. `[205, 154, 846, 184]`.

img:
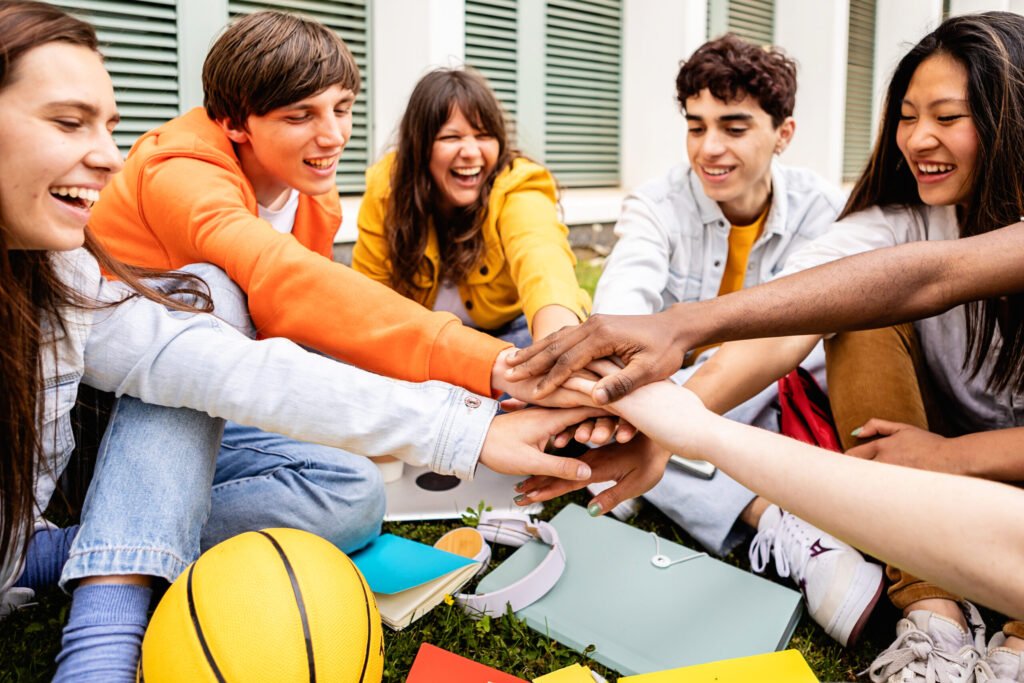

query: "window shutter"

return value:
[229, 1, 372, 194]
[708, 0, 775, 45]
[50, 0, 180, 155]
[843, 0, 876, 182]
[465, 0, 518, 123]
[543, 0, 622, 188]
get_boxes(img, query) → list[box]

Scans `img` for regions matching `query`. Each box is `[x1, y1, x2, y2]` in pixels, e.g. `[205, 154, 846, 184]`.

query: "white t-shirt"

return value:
[258, 189, 300, 234]
[433, 282, 475, 325]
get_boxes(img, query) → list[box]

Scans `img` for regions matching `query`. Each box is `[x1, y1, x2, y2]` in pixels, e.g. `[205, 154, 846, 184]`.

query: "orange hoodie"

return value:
[89, 108, 508, 396]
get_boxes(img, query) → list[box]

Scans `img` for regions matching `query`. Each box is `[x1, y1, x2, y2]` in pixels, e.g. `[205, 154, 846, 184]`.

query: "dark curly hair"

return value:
[676, 33, 797, 127]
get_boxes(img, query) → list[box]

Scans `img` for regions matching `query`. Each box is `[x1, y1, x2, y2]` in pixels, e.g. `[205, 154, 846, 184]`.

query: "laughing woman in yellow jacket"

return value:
[354, 68, 590, 347]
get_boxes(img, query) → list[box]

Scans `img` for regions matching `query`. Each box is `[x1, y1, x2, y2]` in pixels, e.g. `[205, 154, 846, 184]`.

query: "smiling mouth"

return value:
[701, 165, 735, 178]
[50, 186, 99, 210]
[917, 162, 956, 175]
[451, 166, 482, 180]
[304, 157, 336, 170]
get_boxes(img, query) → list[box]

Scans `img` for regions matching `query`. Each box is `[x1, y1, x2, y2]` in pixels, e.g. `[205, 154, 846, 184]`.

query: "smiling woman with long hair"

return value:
[353, 67, 591, 346]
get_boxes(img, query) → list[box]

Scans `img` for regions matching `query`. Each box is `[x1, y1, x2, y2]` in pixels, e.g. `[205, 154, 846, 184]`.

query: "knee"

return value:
[309, 457, 385, 554]
[178, 263, 254, 337]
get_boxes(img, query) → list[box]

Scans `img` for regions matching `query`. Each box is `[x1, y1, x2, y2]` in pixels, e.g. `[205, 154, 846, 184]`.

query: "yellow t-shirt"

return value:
[687, 206, 769, 365]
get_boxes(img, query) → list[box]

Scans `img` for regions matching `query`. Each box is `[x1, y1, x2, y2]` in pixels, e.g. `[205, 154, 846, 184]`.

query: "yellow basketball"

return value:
[138, 528, 384, 683]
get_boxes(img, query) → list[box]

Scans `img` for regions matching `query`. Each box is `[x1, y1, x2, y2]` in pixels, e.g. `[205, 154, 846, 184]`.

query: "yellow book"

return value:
[620, 650, 818, 683]
[534, 663, 604, 682]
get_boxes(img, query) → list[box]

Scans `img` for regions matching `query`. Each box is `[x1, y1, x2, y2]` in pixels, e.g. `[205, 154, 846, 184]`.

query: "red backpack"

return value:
[777, 367, 842, 452]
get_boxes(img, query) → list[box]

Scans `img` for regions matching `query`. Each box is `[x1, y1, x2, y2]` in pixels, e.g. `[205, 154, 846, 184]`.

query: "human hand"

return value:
[845, 419, 961, 473]
[479, 406, 610, 479]
[502, 311, 689, 405]
[514, 434, 672, 515]
[491, 347, 600, 408]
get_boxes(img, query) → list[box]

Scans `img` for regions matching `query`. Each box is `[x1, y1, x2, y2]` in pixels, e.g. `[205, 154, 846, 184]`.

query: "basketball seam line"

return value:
[343, 554, 374, 683]
[259, 530, 317, 683]
[187, 563, 228, 683]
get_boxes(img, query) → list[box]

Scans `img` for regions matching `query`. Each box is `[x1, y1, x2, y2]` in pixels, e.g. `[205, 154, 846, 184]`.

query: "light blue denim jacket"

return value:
[2, 248, 496, 601]
[593, 161, 846, 315]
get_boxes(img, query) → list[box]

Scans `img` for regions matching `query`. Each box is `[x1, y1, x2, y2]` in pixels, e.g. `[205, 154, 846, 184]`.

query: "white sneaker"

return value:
[749, 504, 884, 646]
[976, 632, 1024, 682]
[868, 602, 986, 683]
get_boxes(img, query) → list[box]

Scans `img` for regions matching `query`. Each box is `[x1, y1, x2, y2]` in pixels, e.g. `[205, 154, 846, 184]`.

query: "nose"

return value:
[85, 130, 124, 174]
[700, 129, 727, 157]
[457, 135, 482, 159]
[904, 118, 939, 154]
[315, 114, 346, 149]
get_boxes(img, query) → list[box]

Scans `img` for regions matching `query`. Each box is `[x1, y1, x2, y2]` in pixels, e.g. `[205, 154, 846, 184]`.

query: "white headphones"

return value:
[450, 511, 566, 619]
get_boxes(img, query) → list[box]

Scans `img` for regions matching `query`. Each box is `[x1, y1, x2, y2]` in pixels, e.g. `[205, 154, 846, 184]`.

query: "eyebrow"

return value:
[44, 99, 120, 124]
[902, 97, 969, 107]
[685, 113, 754, 122]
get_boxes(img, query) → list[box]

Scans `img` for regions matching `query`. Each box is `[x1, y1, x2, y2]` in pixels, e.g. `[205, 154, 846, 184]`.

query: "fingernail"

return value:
[576, 463, 591, 479]
[594, 388, 609, 404]
[515, 479, 528, 490]
[851, 427, 862, 437]
[514, 494, 526, 504]
[587, 502, 602, 517]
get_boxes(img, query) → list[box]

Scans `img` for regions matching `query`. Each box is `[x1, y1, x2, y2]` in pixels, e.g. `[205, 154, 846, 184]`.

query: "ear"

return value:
[217, 118, 250, 145]
[774, 116, 796, 154]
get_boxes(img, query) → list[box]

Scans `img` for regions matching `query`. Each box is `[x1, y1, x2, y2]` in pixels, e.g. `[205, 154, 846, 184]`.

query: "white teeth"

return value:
[702, 166, 732, 176]
[452, 167, 482, 177]
[50, 186, 99, 206]
[917, 162, 955, 174]
[304, 158, 335, 169]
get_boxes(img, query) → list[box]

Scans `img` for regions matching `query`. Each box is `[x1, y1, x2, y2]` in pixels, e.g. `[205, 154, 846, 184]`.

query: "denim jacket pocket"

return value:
[40, 373, 79, 464]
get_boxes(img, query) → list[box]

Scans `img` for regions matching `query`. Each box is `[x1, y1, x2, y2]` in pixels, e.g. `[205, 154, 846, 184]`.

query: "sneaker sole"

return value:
[831, 561, 885, 647]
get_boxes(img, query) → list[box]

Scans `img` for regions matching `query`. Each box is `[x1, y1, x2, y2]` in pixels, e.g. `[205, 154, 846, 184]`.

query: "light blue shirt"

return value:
[593, 161, 846, 315]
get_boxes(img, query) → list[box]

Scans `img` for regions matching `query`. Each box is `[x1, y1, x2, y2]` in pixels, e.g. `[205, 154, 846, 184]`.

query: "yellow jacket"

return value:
[354, 152, 590, 333]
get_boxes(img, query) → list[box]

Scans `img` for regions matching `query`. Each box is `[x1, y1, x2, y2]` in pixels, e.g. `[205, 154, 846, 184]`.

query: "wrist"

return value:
[490, 346, 515, 397]
[666, 301, 715, 353]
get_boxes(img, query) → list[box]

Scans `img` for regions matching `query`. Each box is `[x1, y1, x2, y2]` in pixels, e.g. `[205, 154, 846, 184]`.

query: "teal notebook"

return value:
[476, 504, 802, 676]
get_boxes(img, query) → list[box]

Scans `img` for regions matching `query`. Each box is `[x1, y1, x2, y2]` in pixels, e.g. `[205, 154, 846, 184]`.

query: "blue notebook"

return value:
[350, 534, 477, 630]
[476, 505, 803, 676]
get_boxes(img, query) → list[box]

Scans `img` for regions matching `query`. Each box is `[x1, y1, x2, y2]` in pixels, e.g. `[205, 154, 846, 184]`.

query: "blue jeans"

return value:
[60, 264, 384, 589]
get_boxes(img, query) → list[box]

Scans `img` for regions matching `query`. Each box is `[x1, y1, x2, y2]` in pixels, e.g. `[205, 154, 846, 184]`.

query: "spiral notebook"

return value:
[476, 504, 803, 676]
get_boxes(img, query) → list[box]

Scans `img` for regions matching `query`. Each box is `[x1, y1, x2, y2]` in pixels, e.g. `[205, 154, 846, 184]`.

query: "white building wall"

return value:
[773, 0, 850, 186]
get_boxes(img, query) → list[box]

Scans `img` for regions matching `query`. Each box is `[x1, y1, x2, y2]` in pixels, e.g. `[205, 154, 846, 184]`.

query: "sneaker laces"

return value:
[868, 627, 980, 683]
[749, 511, 813, 585]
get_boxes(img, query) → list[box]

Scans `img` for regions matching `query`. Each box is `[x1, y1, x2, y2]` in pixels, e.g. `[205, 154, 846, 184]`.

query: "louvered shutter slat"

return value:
[843, 0, 876, 182]
[51, 0, 179, 157]
[465, 1, 519, 122]
[708, 0, 775, 45]
[544, 0, 622, 187]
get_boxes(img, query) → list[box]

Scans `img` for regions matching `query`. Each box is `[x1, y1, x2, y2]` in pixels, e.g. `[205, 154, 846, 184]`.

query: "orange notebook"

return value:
[407, 643, 529, 683]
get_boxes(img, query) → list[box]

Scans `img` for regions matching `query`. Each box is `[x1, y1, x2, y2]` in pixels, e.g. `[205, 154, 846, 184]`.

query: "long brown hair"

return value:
[0, 2, 210, 566]
[842, 12, 1024, 394]
[385, 68, 514, 301]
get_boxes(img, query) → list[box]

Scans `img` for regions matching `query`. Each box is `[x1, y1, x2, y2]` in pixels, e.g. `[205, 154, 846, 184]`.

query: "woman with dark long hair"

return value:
[0, 5, 601, 679]
[353, 67, 590, 347]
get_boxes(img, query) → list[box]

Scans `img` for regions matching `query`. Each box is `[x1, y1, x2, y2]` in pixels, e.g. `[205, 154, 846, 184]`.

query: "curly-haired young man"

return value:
[591, 34, 883, 647]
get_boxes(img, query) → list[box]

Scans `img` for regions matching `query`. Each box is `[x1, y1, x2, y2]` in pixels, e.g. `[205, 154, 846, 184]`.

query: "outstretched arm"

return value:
[598, 377, 1024, 620]
[506, 221, 1024, 403]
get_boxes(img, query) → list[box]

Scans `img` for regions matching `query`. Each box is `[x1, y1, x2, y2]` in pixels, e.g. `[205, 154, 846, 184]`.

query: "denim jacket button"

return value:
[464, 396, 482, 409]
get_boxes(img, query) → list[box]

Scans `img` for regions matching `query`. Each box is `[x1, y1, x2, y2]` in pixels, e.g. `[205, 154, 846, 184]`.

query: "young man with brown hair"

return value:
[586, 34, 882, 646]
[85, 11, 589, 562]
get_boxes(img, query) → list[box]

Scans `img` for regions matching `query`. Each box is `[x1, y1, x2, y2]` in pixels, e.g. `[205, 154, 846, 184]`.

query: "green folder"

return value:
[476, 504, 803, 676]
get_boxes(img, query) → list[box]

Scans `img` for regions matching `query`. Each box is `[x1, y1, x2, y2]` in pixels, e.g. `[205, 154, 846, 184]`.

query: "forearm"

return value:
[610, 383, 1024, 618]
[531, 304, 581, 341]
[683, 335, 820, 415]
[668, 226, 1024, 347]
[949, 427, 1024, 480]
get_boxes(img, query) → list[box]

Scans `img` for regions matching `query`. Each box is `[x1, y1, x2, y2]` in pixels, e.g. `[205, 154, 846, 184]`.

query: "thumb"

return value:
[539, 406, 607, 433]
[593, 362, 652, 404]
[854, 418, 905, 439]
